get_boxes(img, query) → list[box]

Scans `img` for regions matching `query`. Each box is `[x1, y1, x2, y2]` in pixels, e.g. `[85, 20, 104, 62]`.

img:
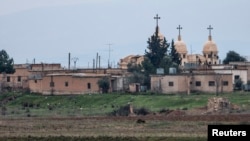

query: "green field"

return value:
[1, 91, 250, 117]
[1, 92, 250, 141]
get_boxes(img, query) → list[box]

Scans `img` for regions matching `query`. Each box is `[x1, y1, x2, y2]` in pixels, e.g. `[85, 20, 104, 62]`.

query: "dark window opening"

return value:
[169, 82, 174, 86]
[87, 83, 91, 89]
[209, 81, 215, 86]
[234, 75, 240, 80]
[223, 81, 228, 86]
[17, 76, 21, 82]
[195, 81, 201, 86]
[7, 76, 10, 82]
[65, 82, 68, 87]
[50, 82, 54, 87]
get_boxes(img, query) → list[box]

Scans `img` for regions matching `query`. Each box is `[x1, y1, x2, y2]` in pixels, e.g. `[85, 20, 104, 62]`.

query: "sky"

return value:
[0, 0, 250, 68]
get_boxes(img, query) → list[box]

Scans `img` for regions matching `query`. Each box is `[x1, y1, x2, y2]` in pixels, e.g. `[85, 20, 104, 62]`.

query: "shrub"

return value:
[134, 107, 150, 116]
[110, 105, 150, 116]
[159, 108, 171, 114]
[110, 105, 130, 116]
[136, 119, 146, 124]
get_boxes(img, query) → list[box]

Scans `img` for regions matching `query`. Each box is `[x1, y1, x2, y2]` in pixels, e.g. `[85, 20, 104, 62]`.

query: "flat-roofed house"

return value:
[151, 73, 233, 94]
[29, 73, 110, 95]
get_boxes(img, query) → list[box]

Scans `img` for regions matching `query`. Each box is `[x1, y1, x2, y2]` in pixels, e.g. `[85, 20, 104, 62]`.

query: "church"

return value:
[119, 14, 220, 70]
[174, 24, 219, 68]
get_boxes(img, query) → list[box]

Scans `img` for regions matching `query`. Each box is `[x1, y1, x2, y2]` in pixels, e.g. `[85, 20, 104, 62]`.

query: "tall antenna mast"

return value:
[105, 43, 113, 68]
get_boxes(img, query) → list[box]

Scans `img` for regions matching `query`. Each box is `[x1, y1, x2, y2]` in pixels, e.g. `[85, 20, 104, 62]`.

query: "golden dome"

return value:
[174, 37, 187, 54]
[202, 36, 218, 54]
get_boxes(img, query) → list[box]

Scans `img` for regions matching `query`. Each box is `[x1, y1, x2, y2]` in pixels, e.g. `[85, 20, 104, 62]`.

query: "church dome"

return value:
[174, 40, 187, 54]
[153, 26, 165, 40]
[202, 38, 218, 54]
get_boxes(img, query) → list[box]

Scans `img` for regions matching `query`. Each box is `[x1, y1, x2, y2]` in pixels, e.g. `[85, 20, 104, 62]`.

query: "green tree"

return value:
[223, 50, 246, 64]
[169, 39, 181, 66]
[144, 26, 169, 69]
[97, 76, 110, 93]
[234, 77, 243, 90]
[0, 50, 15, 74]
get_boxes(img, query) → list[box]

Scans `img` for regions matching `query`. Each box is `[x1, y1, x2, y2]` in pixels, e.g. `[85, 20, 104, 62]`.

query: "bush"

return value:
[110, 105, 150, 116]
[159, 108, 171, 114]
[110, 105, 130, 116]
[134, 107, 150, 116]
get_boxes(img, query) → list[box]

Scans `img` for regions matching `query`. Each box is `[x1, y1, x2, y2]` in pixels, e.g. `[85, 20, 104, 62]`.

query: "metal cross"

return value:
[177, 25, 182, 36]
[154, 14, 161, 26]
[207, 25, 213, 36]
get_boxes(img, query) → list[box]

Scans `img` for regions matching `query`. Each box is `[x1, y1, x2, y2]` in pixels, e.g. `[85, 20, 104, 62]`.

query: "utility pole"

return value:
[105, 43, 113, 68]
[71, 57, 79, 70]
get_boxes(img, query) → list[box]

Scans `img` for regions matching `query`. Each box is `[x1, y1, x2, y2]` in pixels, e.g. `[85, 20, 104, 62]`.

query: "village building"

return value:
[1, 14, 249, 94]
[29, 73, 110, 95]
[0, 64, 30, 91]
[151, 73, 233, 94]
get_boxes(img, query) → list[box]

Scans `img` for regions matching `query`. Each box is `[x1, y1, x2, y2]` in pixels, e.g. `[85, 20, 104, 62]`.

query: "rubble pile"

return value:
[207, 97, 231, 114]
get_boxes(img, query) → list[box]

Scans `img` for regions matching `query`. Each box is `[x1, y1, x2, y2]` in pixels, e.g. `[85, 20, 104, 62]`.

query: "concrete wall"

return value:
[0, 67, 30, 89]
[151, 73, 233, 94]
[214, 69, 247, 84]
[29, 74, 108, 95]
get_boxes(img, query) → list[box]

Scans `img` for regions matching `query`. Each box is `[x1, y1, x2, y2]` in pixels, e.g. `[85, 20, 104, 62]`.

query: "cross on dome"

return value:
[207, 25, 213, 36]
[154, 14, 160, 27]
[177, 25, 182, 36]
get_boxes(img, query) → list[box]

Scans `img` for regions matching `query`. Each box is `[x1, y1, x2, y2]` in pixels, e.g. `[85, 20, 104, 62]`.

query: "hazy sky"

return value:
[0, 0, 250, 68]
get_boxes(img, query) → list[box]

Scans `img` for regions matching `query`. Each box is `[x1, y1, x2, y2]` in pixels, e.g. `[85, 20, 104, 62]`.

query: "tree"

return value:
[97, 76, 110, 93]
[169, 39, 181, 66]
[234, 77, 243, 90]
[0, 50, 15, 74]
[144, 26, 169, 69]
[223, 50, 246, 64]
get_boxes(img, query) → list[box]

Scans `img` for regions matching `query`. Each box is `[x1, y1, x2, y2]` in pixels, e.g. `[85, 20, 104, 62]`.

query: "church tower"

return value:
[153, 14, 165, 41]
[202, 25, 219, 65]
[174, 25, 188, 66]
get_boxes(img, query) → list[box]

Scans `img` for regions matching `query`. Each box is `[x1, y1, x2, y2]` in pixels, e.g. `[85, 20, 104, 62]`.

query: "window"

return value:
[7, 76, 10, 82]
[223, 81, 228, 86]
[190, 81, 192, 85]
[87, 83, 91, 89]
[17, 76, 21, 82]
[183, 54, 186, 58]
[169, 82, 174, 86]
[34, 80, 37, 83]
[209, 81, 215, 86]
[50, 82, 54, 87]
[195, 81, 201, 86]
[65, 82, 68, 87]
[234, 75, 240, 80]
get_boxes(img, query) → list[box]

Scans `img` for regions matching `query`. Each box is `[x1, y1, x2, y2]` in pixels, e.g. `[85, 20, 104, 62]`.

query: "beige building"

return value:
[29, 73, 110, 95]
[0, 63, 64, 92]
[119, 55, 144, 69]
[151, 73, 233, 94]
[0, 64, 31, 91]
[229, 62, 250, 82]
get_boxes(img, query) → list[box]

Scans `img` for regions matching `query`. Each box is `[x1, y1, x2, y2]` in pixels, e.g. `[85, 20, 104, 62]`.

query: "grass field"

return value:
[0, 92, 250, 141]
[1, 91, 250, 117]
